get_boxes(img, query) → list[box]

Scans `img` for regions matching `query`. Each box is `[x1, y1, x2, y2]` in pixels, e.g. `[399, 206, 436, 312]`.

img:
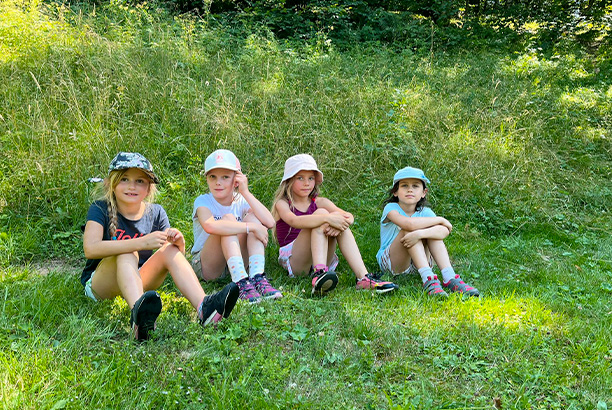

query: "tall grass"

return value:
[0, 1, 611, 408]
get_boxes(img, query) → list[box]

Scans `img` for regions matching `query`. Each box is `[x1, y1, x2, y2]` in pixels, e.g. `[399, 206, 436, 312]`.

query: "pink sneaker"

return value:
[356, 274, 399, 294]
[311, 269, 338, 296]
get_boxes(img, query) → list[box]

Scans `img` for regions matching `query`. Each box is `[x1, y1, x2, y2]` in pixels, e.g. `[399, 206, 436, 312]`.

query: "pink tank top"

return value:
[275, 198, 318, 247]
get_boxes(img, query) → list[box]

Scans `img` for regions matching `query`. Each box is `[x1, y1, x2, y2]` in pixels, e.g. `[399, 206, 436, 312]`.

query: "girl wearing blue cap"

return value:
[191, 149, 281, 303]
[81, 152, 239, 342]
[377, 166, 479, 297]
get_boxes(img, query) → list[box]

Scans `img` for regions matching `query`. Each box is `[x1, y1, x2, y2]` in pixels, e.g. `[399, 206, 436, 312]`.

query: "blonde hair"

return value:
[94, 169, 157, 238]
[270, 176, 320, 241]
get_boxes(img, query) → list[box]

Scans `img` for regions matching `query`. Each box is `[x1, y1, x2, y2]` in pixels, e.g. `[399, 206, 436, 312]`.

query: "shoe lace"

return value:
[370, 271, 385, 280]
[238, 279, 256, 296]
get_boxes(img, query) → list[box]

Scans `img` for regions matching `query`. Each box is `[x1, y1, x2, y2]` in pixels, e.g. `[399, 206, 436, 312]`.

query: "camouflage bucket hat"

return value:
[108, 152, 160, 184]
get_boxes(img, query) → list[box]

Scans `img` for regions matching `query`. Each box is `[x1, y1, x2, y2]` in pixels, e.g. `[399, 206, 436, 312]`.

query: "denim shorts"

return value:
[84, 273, 99, 302]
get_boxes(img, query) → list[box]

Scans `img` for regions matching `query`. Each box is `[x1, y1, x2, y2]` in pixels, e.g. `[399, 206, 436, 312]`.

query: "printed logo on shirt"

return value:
[213, 216, 242, 221]
[115, 229, 145, 240]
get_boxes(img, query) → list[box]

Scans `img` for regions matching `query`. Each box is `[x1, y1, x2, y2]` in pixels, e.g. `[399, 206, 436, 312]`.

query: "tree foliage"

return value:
[162, 0, 611, 50]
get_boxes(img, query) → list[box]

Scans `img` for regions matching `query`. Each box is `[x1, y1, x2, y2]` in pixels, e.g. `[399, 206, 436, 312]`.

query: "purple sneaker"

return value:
[251, 273, 283, 299]
[236, 278, 262, 303]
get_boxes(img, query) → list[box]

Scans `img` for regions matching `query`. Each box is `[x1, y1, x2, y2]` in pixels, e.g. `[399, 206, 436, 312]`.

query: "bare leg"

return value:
[288, 208, 330, 275]
[334, 227, 368, 279]
[91, 252, 144, 308]
[426, 239, 451, 271]
[139, 243, 205, 310]
[388, 229, 430, 273]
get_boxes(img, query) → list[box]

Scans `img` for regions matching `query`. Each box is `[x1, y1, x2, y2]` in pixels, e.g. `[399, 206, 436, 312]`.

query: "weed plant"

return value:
[0, 1, 611, 408]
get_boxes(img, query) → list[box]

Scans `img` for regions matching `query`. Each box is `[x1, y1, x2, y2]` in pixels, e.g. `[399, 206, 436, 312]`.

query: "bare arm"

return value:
[196, 206, 268, 245]
[315, 197, 354, 225]
[82, 221, 168, 259]
[386, 210, 452, 233]
[400, 225, 450, 248]
[234, 171, 275, 228]
[275, 200, 350, 231]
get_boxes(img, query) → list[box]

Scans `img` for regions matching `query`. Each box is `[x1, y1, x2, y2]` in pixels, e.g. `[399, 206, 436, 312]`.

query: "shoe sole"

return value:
[261, 292, 283, 299]
[133, 291, 162, 342]
[312, 272, 338, 296]
[202, 283, 240, 326]
[356, 284, 399, 294]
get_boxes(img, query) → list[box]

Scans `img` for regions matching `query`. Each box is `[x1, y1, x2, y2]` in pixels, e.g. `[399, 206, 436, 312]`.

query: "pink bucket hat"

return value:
[282, 154, 323, 185]
[204, 149, 241, 174]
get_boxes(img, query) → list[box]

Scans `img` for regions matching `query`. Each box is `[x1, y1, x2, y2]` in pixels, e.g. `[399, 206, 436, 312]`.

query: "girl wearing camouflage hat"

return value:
[81, 152, 239, 342]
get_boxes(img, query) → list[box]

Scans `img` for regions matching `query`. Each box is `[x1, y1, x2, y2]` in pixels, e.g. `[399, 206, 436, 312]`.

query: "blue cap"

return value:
[393, 166, 430, 186]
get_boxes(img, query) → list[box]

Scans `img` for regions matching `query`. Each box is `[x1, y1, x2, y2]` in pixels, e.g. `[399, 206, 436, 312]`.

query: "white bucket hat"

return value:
[204, 149, 241, 174]
[282, 154, 323, 185]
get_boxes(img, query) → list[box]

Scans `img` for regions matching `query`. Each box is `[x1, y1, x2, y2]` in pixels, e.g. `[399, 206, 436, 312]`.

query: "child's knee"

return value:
[313, 208, 329, 215]
[243, 213, 262, 224]
[220, 213, 238, 222]
[116, 252, 138, 265]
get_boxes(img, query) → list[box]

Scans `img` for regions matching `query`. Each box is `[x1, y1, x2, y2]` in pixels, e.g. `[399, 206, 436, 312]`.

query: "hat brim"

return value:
[205, 165, 240, 174]
[282, 168, 323, 185]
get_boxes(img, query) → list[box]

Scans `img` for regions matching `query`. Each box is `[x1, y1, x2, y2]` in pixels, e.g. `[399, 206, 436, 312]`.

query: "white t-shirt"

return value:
[191, 193, 251, 253]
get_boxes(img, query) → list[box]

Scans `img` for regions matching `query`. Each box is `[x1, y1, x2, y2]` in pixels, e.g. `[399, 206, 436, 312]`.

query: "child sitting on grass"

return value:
[271, 154, 398, 296]
[377, 166, 479, 298]
[81, 152, 239, 342]
[190, 149, 281, 303]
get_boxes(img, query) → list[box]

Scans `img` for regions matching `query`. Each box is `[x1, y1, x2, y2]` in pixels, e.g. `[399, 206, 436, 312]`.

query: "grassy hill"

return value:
[0, 1, 611, 408]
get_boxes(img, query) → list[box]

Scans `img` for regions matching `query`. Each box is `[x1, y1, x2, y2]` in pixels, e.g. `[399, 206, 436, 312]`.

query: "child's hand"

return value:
[166, 228, 186, 253]
[323, 224, 341, 237]
[234, 171, 249, 194]
[343, 212, 354, 225]
[251, 224, 269, 246]
[326, 213, 350, 231]
[140, 231, 168, 250]
[400, 231, 421, 249]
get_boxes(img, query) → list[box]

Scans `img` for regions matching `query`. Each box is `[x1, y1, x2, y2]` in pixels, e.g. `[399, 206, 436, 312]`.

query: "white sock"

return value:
[417, 267, 435, 283]
[441, 267, 456, 283]
[227, 256, 248, 283]
[248, 254, 265, 278]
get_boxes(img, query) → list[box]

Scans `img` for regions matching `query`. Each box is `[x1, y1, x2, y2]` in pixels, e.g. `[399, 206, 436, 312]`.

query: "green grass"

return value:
[1, 0, 611, 408]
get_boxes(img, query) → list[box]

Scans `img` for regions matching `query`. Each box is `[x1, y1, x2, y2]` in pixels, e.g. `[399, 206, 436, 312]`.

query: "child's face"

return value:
[113, 168, 151, 205]
[206, 168, 236, 200]
[394, 178, 427, 207]
[291, 170, 316, 199]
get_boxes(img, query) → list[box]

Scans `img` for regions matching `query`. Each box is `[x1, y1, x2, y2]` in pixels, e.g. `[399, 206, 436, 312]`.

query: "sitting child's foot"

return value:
[236, 278, 262, 303]
[130, 290, 162, 342]
[311, 269, 338, 296]
[442, 275, 480, 297]
[198, 282, 240, 326]
[251, 273, 283, 299]
[422, 275, 448, 298]
[356, 273, 399, 294]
